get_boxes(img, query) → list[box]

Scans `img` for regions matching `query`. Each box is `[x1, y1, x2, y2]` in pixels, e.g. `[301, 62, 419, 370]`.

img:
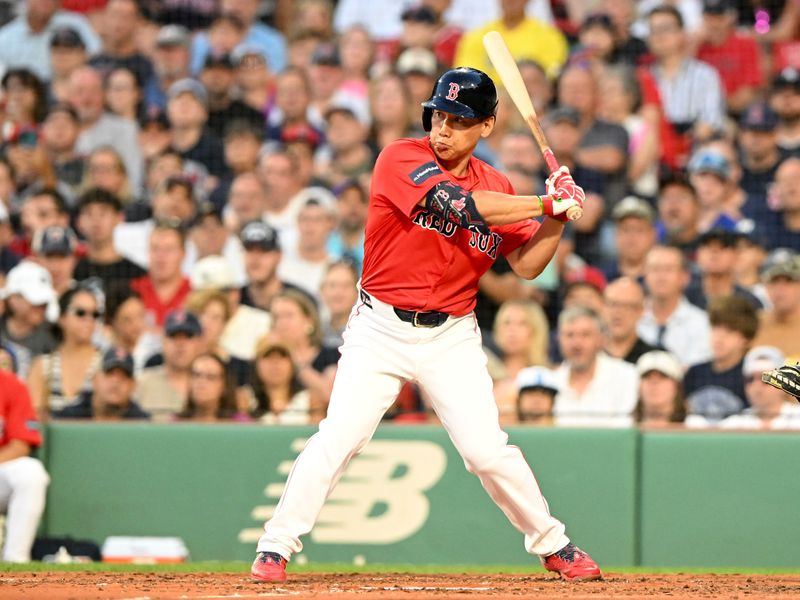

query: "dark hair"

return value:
[54, 285, 101, 343]
[648, 4, 684, 28]
[151, 217, 188, 245]
[104, 282, 142, 326]
[634, 379, 686, 423]
[650, 243, 692, 272]
[249, 347, 304, 418]
[708, 295, 759, 341]
[77, 187, 124, 213]
[1, 68, 48, 123]
[180, 353, 238, 420]
[224, 119, 264, 142]
[28, 187, 69, 215]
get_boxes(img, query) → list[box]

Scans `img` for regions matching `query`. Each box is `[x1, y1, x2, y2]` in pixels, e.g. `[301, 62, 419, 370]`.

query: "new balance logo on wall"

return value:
[239, 439, 447, 545]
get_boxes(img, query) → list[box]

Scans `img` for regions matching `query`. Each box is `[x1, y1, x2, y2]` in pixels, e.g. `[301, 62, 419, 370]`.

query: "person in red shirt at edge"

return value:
[250, 67, 601, 584]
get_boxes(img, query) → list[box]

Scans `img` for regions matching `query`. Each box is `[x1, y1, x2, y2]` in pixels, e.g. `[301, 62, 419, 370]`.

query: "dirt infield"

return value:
[3, 571, 800, 599]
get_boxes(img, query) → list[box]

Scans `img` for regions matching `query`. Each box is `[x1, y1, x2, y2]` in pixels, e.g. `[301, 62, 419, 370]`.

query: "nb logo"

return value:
[446, 82, 460, 101]
[240, 439, 447, 545]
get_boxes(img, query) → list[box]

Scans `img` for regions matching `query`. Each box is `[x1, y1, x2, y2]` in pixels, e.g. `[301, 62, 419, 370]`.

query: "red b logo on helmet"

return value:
[446, 82, 460, 101]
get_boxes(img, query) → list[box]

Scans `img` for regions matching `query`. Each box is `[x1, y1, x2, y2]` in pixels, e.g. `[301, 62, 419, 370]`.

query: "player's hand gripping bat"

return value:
[482, 30, 583, 221]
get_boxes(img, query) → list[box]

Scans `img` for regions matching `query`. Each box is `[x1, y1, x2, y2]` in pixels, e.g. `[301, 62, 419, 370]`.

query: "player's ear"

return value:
[480, 116, 496, 138]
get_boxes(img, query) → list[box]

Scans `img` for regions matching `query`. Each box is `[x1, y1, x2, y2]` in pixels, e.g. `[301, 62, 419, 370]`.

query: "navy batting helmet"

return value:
[421, 67, 498, 132]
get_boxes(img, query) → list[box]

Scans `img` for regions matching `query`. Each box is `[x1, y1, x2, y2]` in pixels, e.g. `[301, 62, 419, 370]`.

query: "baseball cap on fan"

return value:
[156, 24, 190, 48]
[739, 102, 778, 132]
[101, 346, 135, 378]
[240, 221, 280, 251]
[164, 310, 202, 337]
[190, 255, 236, 291]
[636, 351, 683, 381]
[516, 366, 560, 395]
[612, 196, 655, 223]
[0, 261, 59, 318]
[742, 346, 785, 378]
[396, 48, 438, 77]
[32, 225, 77, 256]
[702, 0, 734, 14]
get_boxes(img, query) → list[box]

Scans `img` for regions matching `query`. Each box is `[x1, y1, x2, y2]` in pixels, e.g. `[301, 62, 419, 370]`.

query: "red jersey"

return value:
[361, 138, 539, 316]
[697, 34, 763, 96]
[130, 276, 192, 328]
[0, 371, 42, 448]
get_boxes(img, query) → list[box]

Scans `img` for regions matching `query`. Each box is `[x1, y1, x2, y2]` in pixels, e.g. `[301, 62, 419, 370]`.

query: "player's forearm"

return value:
[472, 190, 545, 225]
[507, 218, 565, 280]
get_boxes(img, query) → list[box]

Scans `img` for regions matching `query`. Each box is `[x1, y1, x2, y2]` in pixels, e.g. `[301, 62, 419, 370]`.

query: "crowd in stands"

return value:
[0, 0, 798, 442]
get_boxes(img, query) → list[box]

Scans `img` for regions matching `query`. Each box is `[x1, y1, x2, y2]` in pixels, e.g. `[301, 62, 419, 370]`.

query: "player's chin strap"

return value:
[424, 181, 491, 235]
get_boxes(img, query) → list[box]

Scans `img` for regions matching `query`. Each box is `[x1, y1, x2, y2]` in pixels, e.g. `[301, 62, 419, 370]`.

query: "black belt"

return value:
[360, 290, 449, 328]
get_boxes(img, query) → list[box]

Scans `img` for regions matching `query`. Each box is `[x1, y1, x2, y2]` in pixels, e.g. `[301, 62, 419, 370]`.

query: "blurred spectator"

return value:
[339, 25, 374, 101]
[48, 28, 89, 104]
[738, 102, 783, 219]
[103, 67, 143, 123]
[645, 5, 725, 164]
[74, 189, 146, 292]
[138, 111, 174, 164]
[769, 68, 800, 155]
[102, 284, 158, 375]
[165, 78, 227, 179]
[655, 172, 701, 254]
[491, 300, 550, 424]
[286, 29, 326, 70]
[115, 176, 196, 269]
[191, 0, 287, 76]
[269, 290, 339, 418]
[27, 284, 103, 416]
[317, 101, 376, 188]
[604, 277, 659, 364]
[4, 128, 60, 206]
[0, 0, 100, 81]
[554, 306, 639, 426]
[208, 121, 263, 212]
[695, 0, 763, 115]
[333, 0, 413, 44]
[607, 196, 657, 281]
[639, 245, 712, 367]
[687, 148, 739, 232]
[396, 47, 439, 127]
[367, 73, 410, 149]
[278, 194, 336, 301]
[756, 157, 800, 251]
[259, 148, 307, 243]
[0, 204, 18, 274]
[178, 352, 241, 421]
[2, 69, 48, 128]
[144, 25, 192, 112]
[0, 369, 49, 562]
[634, 350, 686, 426]
[514, 365, 558, 425]
[517, 60, 553, 120]
[0, 345, 16, 373]
[307, 42, 362, 128]
[82, 146, 141, 214]
[136, 310, 203, 419]
[12, 188, 70, 259]
[319, 260, 358, 348]
[69, 66, 143, 194]
[267, 67, 318, 143]
[561, 267, 606, 314]
[398, 6, 439, 59]
[0, 158, 17, 218]
[249, 338, 310, 425]
[204, 12, 247, 59]
[233, 45, 274, 117]
[732, 223, 770, 308]
[238, 220, 297, 313]
[597, 64, 660, 199]
[576, 12, 617, 66]
[52, 346, 149, 420]
[602, 0, 649, 65]
[40, 103, 85, 199]
[327, 180, 367, 274]
[752, 254, 800, 361]
[186, 202, 247, 286]
[418, 0, 464, 67]
[292, 0, 335, 39]
[454, 0, 568, 79]
[88, 0, 154, 88]
[31, 225, 78, 296]
[130, 222, 192, 328]
[686, 229, 763, 310]
[200, 54, 264, 140]
[684, 295, 759, 422]
[224, 172, 268, 236]
[719, 346, 800, 429]
[0, 261, 58, 378]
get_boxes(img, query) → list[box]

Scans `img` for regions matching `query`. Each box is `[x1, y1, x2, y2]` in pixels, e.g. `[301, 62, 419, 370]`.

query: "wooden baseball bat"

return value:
[482, 30, 582, 221]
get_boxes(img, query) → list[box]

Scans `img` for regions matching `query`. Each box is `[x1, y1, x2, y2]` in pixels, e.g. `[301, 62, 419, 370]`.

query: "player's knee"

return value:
[11, 458, 50, 491]
[461, 447, 509, 476]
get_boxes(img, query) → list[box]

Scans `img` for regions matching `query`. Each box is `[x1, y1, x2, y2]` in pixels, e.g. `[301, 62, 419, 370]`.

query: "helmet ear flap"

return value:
[422, 107, 433, 132]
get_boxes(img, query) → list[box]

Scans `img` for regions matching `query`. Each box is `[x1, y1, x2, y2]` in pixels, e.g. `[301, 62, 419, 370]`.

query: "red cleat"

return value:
[251, 551, 288, 582]
[541, 543, 603, 581]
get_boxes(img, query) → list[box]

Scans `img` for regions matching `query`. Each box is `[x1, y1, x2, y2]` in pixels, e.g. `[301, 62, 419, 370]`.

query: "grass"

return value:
[1, 562, 799, 575]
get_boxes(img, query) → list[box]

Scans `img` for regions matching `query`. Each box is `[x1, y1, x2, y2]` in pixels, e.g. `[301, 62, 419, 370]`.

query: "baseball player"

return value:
[251, 67, 601, 583]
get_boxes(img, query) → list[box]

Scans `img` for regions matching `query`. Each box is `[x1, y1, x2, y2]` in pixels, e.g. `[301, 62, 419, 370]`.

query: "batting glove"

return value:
[546, 166, 585, 208]
[539, 194, 582, 222]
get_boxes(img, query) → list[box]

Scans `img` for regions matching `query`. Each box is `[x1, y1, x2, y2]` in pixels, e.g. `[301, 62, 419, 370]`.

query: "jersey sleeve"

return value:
[1, 373, 42, 448]
[370, 139, 452, 217]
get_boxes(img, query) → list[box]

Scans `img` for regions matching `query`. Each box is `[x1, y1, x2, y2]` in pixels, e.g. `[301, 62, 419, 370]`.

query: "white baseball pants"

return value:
[0, 456, 49, 562]
[257, 292, 568, 559]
